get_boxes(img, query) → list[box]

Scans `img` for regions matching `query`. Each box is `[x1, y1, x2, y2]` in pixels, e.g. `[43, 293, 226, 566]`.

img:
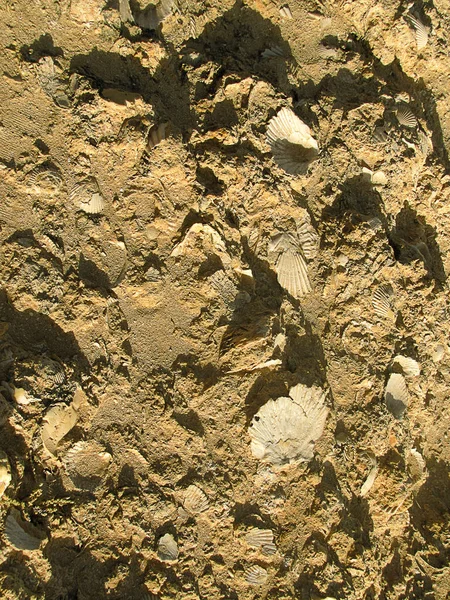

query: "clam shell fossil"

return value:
[245, 565, 268, 585]
[183, 485, 209, 514]
[396, 104, 418, 129]
[384, 373, 408, 418]
[391, 355, 420, 377]
[249, 383, 328, 465]
[261, 543, 277, 556]
[269, 232, 312, 298]
[157, 533, 179, 561]
[406, 13, 429, 50]
[70, 178, 105, 215]
[42, 403, 79, 456]
[28, 163, 64, 193]
[63, 441, 111, 489]
[266, 107, 319, 175]
[0, 451, 12, 499]
[245, 528, 274, 548]
[5, 509, 42, 551]
[372, 284, 395, 320]
[134, 0, 174, 29]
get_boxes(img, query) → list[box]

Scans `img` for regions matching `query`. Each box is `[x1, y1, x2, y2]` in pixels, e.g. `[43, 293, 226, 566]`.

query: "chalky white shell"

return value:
[396, 104, 418, 129]
[279, 5, 292, 19]
[157, 533, 179, 561]
[407, 14, 429, 50]
[249, 383, 328, 465]
[183, 485, 209, 514]
[269, 233, 312, 298]
[245, 528, 274, 547]
[384, 373, 408, 418]
[372, 284, 395, 320]
[266, 107, 319, 175]
[245, 565, 268, 585]
[71, 179, 105, 215]
[391, 355, 420, 377]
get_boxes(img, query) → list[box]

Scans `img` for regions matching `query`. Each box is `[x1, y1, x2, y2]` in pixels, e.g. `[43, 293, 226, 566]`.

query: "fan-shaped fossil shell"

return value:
[396, 104, 418, 129]
[245, 565, 268, 585]
[5, 509, 42, 551]
[266, 107, 319, 175]
[262, 543, 277, 556]
[134, 0, 174, 30]
[372, 284, 395, 320]
[147, 123, 167, 149]
[384, 373, 408, 418]
[183, 485, 209, 514]
[70, 178, 105, 215]
[269, 232, 312, 298]
[406, 13, 429, 50]
[28, 163, 64, 193]
[157, 533, 179, 561]
[392, 355, 420, 377]
[245, 528, 274, 548]
[63, 441, 111, 489]
[279, 5, 292, 19]
[42, 404, 79, 456]
[249, 383, 328, 465]
[0, 451, 11, 499]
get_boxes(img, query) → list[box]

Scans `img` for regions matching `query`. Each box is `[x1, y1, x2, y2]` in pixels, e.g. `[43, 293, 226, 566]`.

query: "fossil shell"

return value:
[157, 533, 179, 561]
[261, 46, 285, 59]
[261, 543, 277, 556]
[297, 218, 319, 260]
[245, 528, 274, 548]
[372, 284, 395, 320]
[266, 107, 319, 175]
[407, 13, 429, 50]
[396, 104, 418, 129]
[373, 125, 389, 144]
[183, 485, 209, 514]
[392, 355, 420, 377]
[249, 383, 328, 465]
[245, 565, 268, 585]
[42, 404, 79, 456]
[135, 0, 174, 30]
[71, 179, 105, 215]
[384, 373, 408, 418]
[407, 448, 427, 482]
[269, 233, 312, 298]
[63, 441, 111, 489]
[279, 5, 292, 19]
[318, 44, 339, 59]
[360, 452, 378, 497]
[147, 123, 167, 149]
[5, 509, 42, 551]
[28, 163, 64, 193]
[0, 451, 11, 498]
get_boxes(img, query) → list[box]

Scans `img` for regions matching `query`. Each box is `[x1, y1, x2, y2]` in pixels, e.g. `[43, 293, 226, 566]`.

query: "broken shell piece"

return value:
[42, 403, 79, 456]
[261, 543, 277, 556]
[385, 373, 408, 418]
[406, 13, 429, 50]
[396, 104, 418, 129]
[407, 448, 427, 482]
[71, 178, 105, 215]
[297, 217, 319, 260]
[5, 509, 42, 551]
[63, 441, 111, 489]
[245, 528, 274, 548]
[360, 452, 378, 497]
[183, 485, 209, 514]
[266, 107, 319, 175]
[147, 123, 167, 149]
[391, 355, 420, 377]
[372, 284, 395, 321]
[279, 5, 292, 19]
[157, 533, 179, 561]
[269, 233, 312, 298]
[134, 0, 174, 30]
[245, 565, 268, 585]
[0, 451, 11, 498]
[249, 383, 328, 465]
[261, 46, 285, 59]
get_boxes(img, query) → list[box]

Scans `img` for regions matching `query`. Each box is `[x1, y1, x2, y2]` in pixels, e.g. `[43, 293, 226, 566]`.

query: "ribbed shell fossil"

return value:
[28, 163, 64, 193]
[63, 441, 111, 489]
[261, 543, 277, 556]
[157, 533, 179, 561]
[279, 5, 292, 19]
[42, 403, 79, 456]
[183, 485, 209, 514]
[70, 178, 105, 214]
[372, 284, 395, 320]
[407, 13, 429, 50]
[384, 373, 408, 418]
[245, 528, 274, 548]
[0, 451, 11, 499]
[396, 104, 418, 129]
[392, 355, 420, 377]
[269, 233, 312, 298]
[5, 509, 42, 551]
[266, 107, 319, 175]
[249, 383, 328, 465]
[245, 565, 268, 585]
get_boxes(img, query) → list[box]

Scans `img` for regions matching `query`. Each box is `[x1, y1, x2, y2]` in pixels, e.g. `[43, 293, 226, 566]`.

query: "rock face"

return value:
[1, 1, 450, 599]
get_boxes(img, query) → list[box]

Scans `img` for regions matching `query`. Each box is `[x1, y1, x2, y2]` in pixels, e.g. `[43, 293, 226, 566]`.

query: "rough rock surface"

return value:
[1, 0, 450, 598]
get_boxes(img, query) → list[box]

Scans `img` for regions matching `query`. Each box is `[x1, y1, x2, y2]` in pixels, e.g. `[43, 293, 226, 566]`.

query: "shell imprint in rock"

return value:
[245, 528, 274, 548]
[396, 104, 418, 129]
[183, 485, 209, 514]
[266, 107, 319, 175]
[384, 373, 408, 418]
[63, 441, 111, 489]
[70, 177, 105, 214]
[5, 508, 42, 551]
[245, 565, 268, 585]
[157, 533, 179, 561]
[269, 233, 312, 298]
[42, 403, 79, 456]
[372, 284, 395, 320]
[28, 163, 64, 193]
[249, 383, 328, 465]
[0, 451, 12, 498]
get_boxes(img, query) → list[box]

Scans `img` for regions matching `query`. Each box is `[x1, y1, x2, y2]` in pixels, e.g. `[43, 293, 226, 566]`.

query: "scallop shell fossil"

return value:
[266, 107, 319, 175]
[249, 383, 328, 465]
[269, 232, 313, 298]
[63, 441, 111, 489]
[279, 5, 292, 19]
[70, 178, 105, 215]
[183, 485, 209, 514]
[245, 528, 274, 548]
[372, 284, 396, 321]
[406, 13, 429, 50]
[245, 565, 268, 585]
[157, 533, 179, 561]
[42, 403, 79, 456]
[28, 163, 64, 193]
[391, 355, 420, 377]
[395, 104, 418, 129]
[5, 508, 42, 551]
[384, 373, 408, 418]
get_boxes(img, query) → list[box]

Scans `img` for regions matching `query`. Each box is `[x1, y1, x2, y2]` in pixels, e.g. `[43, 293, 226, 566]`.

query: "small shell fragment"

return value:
[266, 107, 319, 175]
[372, 284, 395, 321]
[245, 565, 268, 585]
[42, 404, 79, 456]
[385, 373, 408, 418]
[261, 543, 277, 556]
[4, 509, 42, 551]
[407, 448, 427, 482]
[147, 123, 167, 149]
[391, 355, 420, 377]
[134, 0, 174, 30]
[157, 533, 179, 561]
[406, 13, 429, 50]
[360, 452, 378, 497]
[245, 528, 274, 548]
[28, 163, 64, 193]
[279, 5, 292, 19]
[0, 451, 12, 498]
[396, 104, 418, 129]
[183, 485, 209, 514]
[63, 441, 111, 489]
[261, 46, 285, 59]
[71, 178, 105, 215]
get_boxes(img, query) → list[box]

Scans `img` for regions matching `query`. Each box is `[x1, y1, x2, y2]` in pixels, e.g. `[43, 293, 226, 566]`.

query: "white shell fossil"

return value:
[245, 528, 274, 548]
[406, 13, 429, 50]
[63, 441, 111, 489]
[134, 0, 174, 30]
[269, 233, 312, 298]
[396, 104, 418, 129]
[391, 355, 420, 377]
[183, 485, 209, 514]
[249, 383, 328, 465]
[279, 5, 292, 20]
[147, 123, 167, 149]
[0, 451, 12, 499]
[360, 451, 378, 497]
[5, 509, 42, 551]
[262, 46, 285, 59]
[157, 533, 179, 561]
[42, 403, 79, 456]
[384, 373, 408, 418]
[372, 284, 395, 320]
[266, 107, 319, 175]
[245, 565, 268, 585]
[70, 179, 105, 215]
